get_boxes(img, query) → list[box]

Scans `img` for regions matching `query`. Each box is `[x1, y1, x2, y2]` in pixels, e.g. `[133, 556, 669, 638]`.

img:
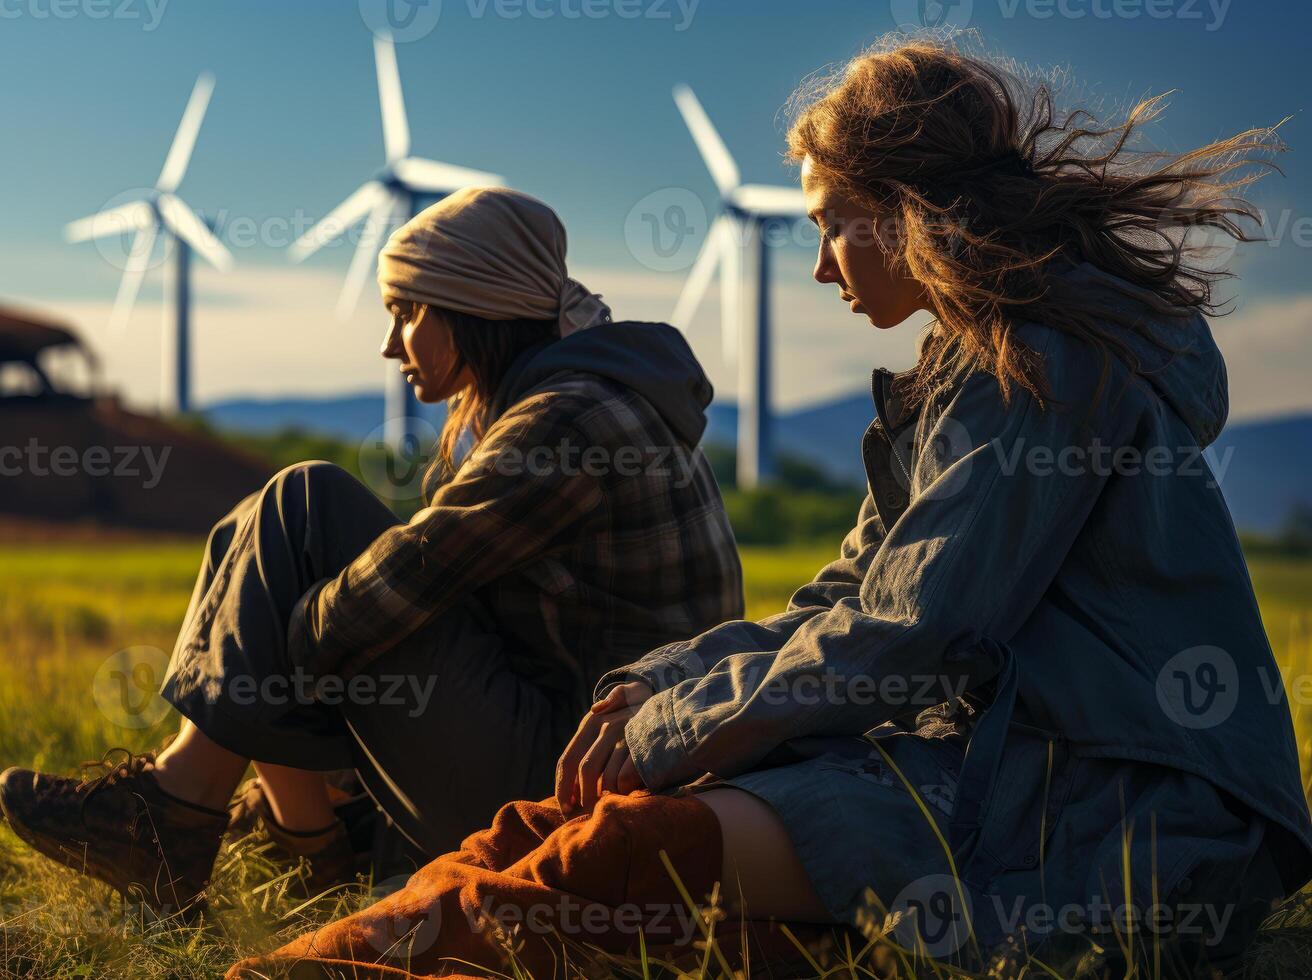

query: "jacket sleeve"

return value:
[287, 391, 605, 678]
[624, 328, 1137, 790]
[591, 494, 885, 699]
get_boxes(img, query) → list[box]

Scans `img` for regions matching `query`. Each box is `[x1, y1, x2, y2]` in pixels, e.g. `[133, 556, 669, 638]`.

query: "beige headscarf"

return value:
[376, 186, 612, 337]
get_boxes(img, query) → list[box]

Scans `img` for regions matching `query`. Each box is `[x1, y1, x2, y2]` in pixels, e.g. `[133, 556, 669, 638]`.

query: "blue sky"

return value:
[1, 0, 1308, 419]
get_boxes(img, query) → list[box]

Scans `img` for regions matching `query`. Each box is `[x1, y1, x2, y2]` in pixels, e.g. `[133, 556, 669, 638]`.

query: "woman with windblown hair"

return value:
[230, 35, 1311, 978]
[0, 187, 744, 910]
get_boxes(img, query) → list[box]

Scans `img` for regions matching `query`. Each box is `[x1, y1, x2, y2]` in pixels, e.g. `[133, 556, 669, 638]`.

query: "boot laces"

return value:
[76, 747, 156, 821]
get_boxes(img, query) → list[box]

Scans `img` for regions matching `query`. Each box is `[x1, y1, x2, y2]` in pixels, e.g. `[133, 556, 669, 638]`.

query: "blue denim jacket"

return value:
[600, 261, 1312, 933]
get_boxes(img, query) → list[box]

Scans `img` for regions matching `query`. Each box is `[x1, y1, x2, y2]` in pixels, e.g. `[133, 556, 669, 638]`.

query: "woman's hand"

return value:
[554, 681, 654, 817]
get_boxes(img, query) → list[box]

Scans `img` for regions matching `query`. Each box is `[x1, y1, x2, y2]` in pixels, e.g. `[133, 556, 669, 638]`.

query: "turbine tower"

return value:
[669, 84, 806, 489]
[289, 34, 504, 453]
[66, 73, 233, 416]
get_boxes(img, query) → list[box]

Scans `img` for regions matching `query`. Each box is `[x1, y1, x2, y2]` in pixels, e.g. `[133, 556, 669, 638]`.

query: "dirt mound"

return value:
[1, 394, 276, 534]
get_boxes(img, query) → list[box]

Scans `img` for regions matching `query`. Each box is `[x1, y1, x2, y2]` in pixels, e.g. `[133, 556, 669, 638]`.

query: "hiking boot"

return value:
[227, 776, 359, 896]
[0, 749, 228, 918]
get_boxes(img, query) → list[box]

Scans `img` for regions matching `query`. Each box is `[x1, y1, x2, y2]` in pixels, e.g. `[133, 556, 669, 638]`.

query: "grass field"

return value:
[1, 537, 1311, 977]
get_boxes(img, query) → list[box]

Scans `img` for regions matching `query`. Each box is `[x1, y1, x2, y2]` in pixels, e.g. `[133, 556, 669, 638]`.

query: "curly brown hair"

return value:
[786, 31, 1290, 415]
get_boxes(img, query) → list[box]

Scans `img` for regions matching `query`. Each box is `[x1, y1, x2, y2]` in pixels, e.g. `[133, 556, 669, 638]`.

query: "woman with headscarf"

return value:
[0, 187, 744, 915]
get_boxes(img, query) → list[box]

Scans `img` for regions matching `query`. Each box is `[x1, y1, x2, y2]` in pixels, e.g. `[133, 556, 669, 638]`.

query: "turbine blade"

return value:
[392, 157, 504, 193]
[720, 219, 742, 364]
[732, 183, 808, 218]
[109, 223, 158, 338]
[289, 182, 386, 262]
[374, 35, 411, 163]
[670, 215, 729, 331]
[157, 73, 216, 192]
[65, 201, 154, 243]
[336, 193, 401, 320]
[673, 84, 740, 197]
[157, 193, 233, 271]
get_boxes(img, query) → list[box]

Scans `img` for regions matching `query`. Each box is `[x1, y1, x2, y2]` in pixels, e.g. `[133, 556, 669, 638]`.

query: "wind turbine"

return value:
[289, 35, 505, 453]
[66, 73, 233, 416]
[669, 84, 807, 489]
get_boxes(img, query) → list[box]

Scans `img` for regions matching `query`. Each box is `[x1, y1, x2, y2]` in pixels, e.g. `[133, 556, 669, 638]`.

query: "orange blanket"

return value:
[227, 791, 830, 979]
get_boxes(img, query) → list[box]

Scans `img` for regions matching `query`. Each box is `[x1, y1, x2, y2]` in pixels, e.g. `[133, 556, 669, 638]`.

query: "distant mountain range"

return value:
[201, 391, 1310, 535]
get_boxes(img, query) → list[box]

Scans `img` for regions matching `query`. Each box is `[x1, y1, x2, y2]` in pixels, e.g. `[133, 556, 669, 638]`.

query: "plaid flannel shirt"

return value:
[286, 372, 743, 704]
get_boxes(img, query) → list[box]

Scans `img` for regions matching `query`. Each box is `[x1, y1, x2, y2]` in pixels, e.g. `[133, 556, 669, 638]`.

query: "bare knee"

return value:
[697, 788, 833, 923]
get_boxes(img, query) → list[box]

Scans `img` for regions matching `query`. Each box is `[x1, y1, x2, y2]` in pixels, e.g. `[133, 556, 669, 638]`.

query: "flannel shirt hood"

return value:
[488, 320, 715, 447]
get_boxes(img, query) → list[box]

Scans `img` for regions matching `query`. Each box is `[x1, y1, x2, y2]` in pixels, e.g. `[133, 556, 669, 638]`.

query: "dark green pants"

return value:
[160, 461, 571, 858]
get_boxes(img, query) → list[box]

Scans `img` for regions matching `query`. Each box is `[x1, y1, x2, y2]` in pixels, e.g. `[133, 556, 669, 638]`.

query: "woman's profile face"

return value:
[802, 155, 930, 330]
[379, 295, 475, 404]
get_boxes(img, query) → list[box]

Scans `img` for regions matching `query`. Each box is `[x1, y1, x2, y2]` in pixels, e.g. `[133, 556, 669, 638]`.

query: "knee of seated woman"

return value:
[266, 460, 383, 509]
[272, 460, 353, 490]
[697, 789, 832, 922]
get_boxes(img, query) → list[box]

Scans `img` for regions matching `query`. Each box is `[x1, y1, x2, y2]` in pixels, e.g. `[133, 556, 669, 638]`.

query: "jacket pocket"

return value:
[976, 724, 1076, 874]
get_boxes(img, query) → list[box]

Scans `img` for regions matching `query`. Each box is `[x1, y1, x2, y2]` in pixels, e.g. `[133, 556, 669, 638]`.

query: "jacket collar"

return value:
[871, 365, 918, 431]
